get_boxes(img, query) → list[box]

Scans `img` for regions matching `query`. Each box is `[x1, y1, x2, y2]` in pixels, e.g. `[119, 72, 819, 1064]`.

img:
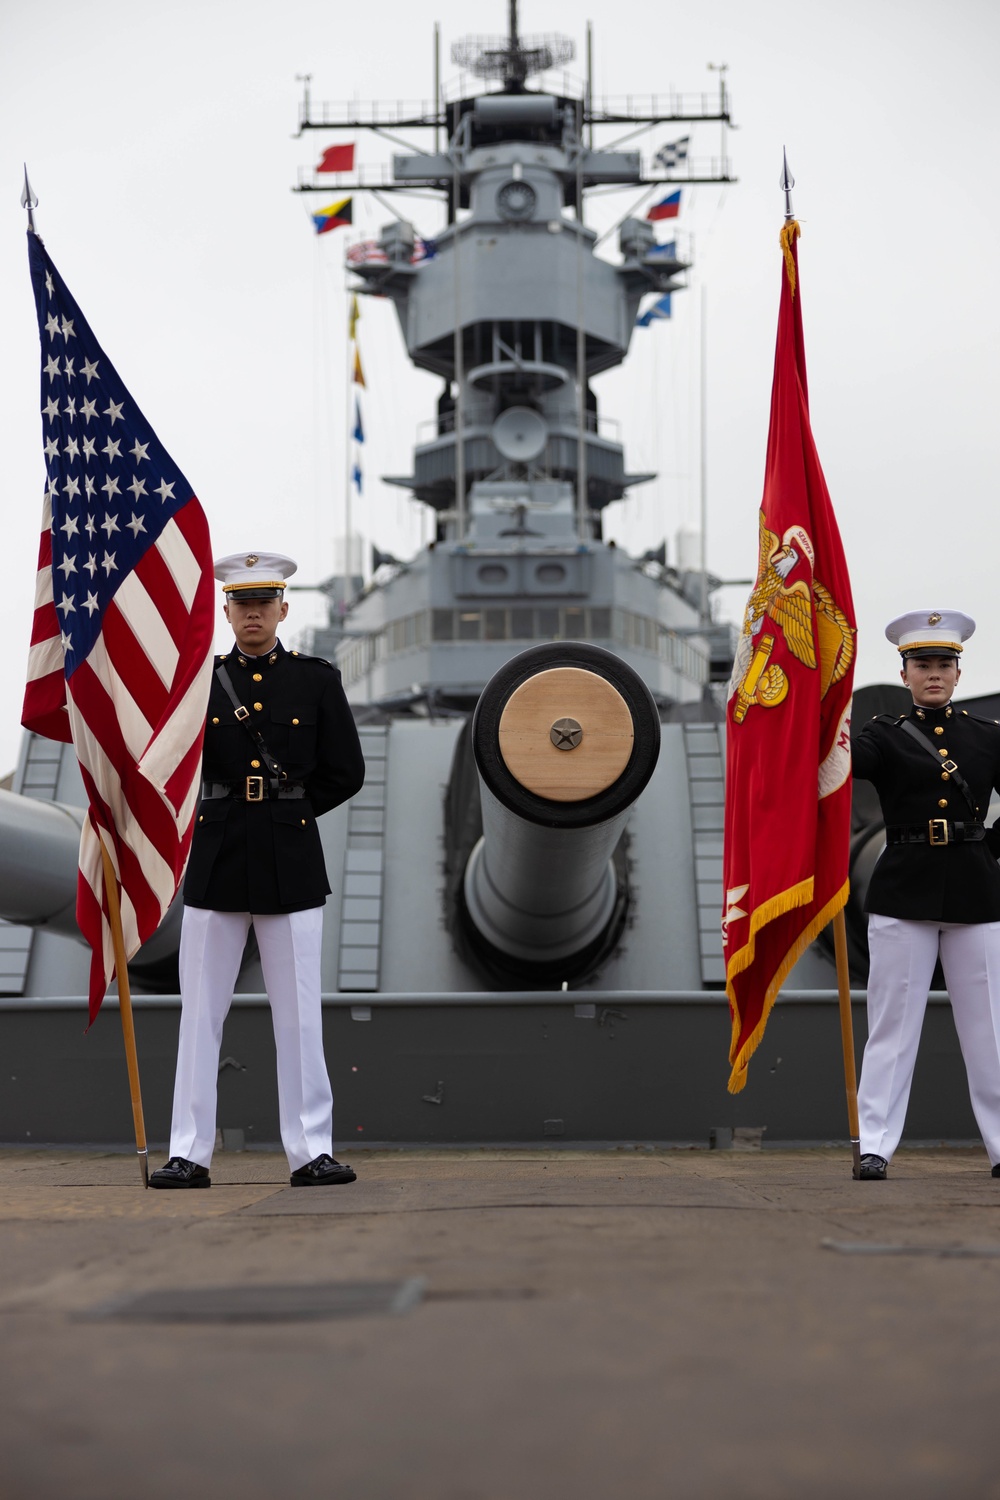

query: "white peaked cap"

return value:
[885, 609, 975, 656]
[215, 552, 297, 598]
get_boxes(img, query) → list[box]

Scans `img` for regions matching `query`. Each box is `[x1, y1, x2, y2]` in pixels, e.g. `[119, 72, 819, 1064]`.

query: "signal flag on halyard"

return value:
[722, 221, 856, 1093]
[316, 143, 355, 174]
[23, 233, 215, 1025]
[647, 190, 681, 221]
[636, 294, 672, 327]
[654, 136, 689, 171]
[352, 346, 366, 388]
[312, 197, 353, 235]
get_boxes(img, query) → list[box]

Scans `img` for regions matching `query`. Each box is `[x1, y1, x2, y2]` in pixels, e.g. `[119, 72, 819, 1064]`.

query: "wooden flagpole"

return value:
[99, 836, 148, 1188]
[832, 908, 861, 1179]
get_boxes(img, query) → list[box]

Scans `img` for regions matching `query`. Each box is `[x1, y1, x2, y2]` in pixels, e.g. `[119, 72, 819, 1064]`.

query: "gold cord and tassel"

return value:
[779, 219, 800, 296]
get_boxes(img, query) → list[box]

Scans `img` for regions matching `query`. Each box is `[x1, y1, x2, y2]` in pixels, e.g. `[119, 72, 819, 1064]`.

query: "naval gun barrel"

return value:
[0, 788, 182, 978]
[0, 788, 86, 938]
[463, 643, 661, 982]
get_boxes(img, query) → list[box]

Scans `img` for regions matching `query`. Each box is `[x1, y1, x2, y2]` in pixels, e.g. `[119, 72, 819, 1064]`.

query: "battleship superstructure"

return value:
[301, 6, 737, 710]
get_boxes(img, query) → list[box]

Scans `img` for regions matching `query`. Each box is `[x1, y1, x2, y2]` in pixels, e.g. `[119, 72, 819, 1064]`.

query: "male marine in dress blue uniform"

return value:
[150, 552, 365, 1189]
[852, 609, 1000, 1180]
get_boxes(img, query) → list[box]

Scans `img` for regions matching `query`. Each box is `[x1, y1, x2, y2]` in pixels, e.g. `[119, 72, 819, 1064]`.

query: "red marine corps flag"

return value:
[722, 205, 856, 1095]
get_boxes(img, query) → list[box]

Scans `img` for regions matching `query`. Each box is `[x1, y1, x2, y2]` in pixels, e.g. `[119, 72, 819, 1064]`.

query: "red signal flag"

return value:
[317, 143, 355, 173]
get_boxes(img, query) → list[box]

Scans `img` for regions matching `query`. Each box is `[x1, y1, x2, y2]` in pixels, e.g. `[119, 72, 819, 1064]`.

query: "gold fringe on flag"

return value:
[779, 219, 800, 297]
[725, 877, 849, 1093]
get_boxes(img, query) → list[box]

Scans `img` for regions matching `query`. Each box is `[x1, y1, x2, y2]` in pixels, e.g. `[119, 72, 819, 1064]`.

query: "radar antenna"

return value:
[452, 0, 574, 91]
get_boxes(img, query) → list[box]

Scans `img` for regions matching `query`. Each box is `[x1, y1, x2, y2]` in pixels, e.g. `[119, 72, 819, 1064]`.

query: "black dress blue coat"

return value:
[851, 702, 1000, 923]
[183, 640, 365, 913]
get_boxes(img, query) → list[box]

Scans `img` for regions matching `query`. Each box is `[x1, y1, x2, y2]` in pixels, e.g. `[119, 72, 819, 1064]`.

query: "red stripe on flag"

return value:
[82, 796, 163, 933]
[133, 541, 188, 654]
[29, 606, 59, 647]
[70, 661, 185, 864]
[163, 736, 206, 821]
[75, 869, 109, 1026]
[147, 503, 217, 711]
[21, 677, 71, 743]
[99, 603, 170, 729]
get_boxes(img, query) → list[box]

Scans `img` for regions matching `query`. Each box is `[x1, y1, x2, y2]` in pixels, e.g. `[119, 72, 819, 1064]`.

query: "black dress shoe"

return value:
[290, 1154, 357, 1187]
[149, 1156, 212, 1189]
[858, 1154, 888, 1180]
[992, 1164, 1000, 1178]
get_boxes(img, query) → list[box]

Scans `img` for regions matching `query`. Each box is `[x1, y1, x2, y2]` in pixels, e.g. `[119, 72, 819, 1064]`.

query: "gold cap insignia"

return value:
[927, 612, 942, 625]
[245, 553, 259, 568]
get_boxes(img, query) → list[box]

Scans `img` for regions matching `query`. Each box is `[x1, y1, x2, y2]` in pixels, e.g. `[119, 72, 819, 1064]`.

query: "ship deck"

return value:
[1, 1144, 998, 1499]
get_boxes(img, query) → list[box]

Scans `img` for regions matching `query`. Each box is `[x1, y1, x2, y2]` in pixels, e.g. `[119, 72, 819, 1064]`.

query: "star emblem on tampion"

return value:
[550, 717, 583, 750]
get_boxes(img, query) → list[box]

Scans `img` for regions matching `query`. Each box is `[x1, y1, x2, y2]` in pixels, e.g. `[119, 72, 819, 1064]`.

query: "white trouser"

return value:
[859, 913, 1000, 1165]
[169, 906, 333, 1171]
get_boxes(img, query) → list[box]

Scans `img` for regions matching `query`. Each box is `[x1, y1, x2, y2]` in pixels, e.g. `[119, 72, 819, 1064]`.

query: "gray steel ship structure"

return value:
[293, 5, 742, 999]
[0, 6, 984, 1148]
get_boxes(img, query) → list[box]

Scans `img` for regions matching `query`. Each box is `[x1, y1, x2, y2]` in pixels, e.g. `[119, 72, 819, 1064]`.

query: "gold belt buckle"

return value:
[245, 775, 265, 802]
[928, 818, 949, 846]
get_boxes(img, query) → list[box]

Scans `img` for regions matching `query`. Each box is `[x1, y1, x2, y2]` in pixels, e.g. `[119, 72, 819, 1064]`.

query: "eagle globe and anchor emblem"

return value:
[728, 511, 854, 722]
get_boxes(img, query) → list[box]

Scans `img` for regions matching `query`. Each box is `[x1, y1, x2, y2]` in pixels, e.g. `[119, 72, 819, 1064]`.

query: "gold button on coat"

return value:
[934, 726, 944, 735]
[212, 717, 219, 725]
[292, 718, 299, 726]
[253, 702, 263, 711]
[251, 760, 261, 769]
[938, 799, 948, 808]
[253, 673, 262, 682]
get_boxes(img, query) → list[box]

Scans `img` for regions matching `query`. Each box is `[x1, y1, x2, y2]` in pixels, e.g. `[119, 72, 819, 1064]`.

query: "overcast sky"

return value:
[2, 0, 998, 774]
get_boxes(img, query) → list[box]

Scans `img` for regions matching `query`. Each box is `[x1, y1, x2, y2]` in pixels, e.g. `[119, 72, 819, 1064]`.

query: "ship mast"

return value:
[293, 6, 737, 707]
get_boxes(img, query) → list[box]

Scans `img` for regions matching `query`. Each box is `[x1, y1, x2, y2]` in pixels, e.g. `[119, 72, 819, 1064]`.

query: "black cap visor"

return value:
[225, 586, 284, 601]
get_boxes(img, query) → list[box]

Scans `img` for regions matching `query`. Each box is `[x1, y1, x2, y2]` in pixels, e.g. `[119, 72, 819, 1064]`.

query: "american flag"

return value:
[23, 233, 215, 1024]
[345, 240, 389, 267]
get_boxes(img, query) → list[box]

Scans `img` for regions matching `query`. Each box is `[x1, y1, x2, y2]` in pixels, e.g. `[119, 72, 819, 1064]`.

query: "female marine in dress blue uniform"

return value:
[852, 610, 1000, 1180]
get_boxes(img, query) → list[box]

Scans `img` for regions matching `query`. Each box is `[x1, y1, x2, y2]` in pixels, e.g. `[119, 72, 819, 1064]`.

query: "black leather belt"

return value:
[202, 778, 307, 803]
[886, 820, 985, 847]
